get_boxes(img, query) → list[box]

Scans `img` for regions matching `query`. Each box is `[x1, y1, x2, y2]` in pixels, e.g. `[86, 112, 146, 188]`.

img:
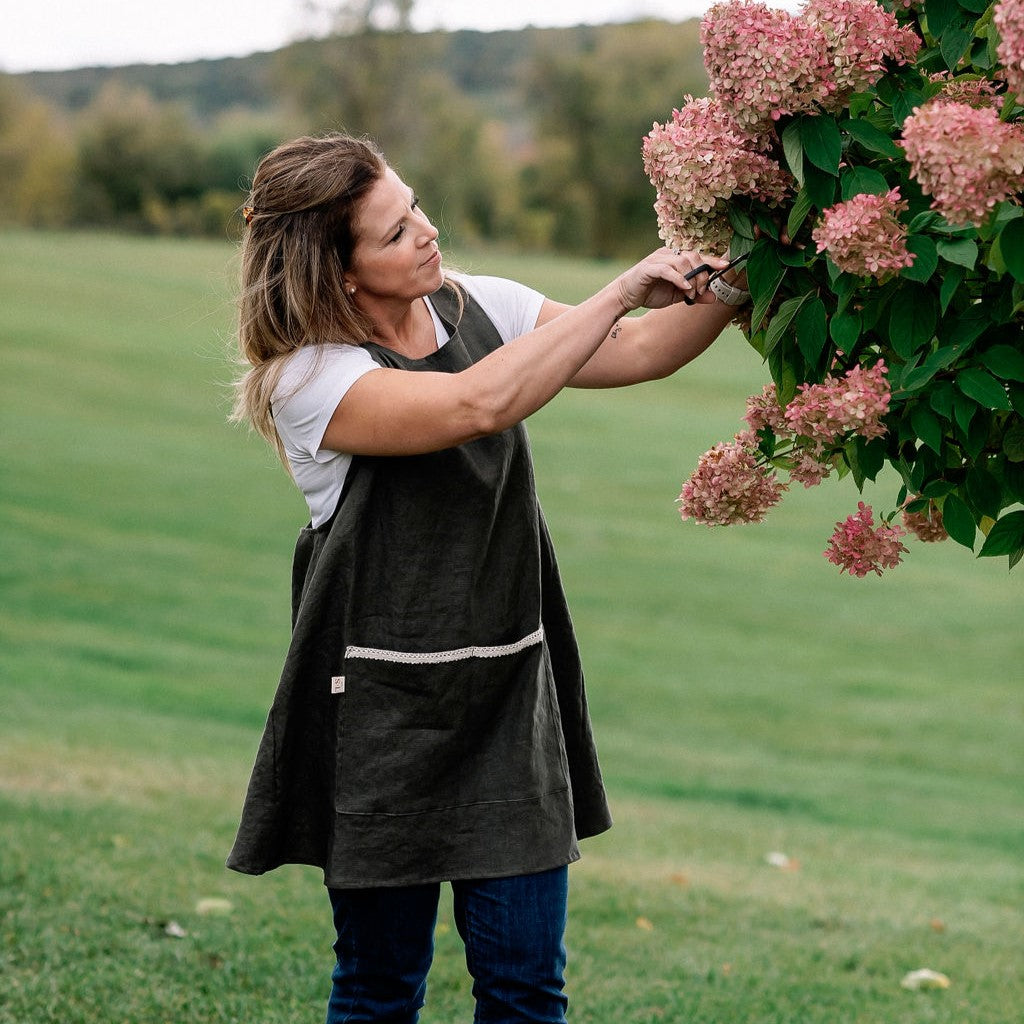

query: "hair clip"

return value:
[242, 206, 255, 225]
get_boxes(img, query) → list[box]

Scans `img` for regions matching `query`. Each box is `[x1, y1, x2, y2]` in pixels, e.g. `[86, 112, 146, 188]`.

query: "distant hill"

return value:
[16, 22, 701, 122]
[17, 50, 281, 119]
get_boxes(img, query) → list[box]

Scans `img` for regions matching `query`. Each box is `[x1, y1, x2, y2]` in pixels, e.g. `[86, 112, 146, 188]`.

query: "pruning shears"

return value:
[681, 250, 749, 304]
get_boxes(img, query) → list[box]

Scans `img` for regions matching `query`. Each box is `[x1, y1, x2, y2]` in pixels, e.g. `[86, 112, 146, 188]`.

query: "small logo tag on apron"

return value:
[331, 676, 345, 694]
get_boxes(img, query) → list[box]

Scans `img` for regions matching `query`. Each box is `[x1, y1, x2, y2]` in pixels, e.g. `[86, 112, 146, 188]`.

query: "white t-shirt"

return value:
[272, 274, 546, 526]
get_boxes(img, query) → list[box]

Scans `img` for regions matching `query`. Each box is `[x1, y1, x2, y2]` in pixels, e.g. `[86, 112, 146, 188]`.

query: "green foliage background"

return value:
[1, 230, 1021, 1022]
[1, 19, 705, 256]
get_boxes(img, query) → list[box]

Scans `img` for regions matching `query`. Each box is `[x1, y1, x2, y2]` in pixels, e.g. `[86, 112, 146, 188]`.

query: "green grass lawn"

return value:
[1, 229, 1021, 1023]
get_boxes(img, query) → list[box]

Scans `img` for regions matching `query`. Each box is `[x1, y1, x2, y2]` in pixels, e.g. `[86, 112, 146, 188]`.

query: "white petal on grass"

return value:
[901, 968, 951, 990]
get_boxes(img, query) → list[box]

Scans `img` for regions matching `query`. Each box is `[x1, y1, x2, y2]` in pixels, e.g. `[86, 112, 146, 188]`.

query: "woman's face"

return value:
[345, 167, 443, 305]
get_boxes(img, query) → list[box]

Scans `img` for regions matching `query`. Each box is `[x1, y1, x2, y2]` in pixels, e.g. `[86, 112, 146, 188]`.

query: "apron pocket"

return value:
[334, 643, 569, 816]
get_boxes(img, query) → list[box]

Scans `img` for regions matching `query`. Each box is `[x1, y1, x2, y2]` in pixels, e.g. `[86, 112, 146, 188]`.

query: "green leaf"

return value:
[940, 22, 975, 71]
[941, 492, 976, 549]
[901, 235, 939, 283]
[779, 245, 808, 268]
[889, 286, 938, 357]
[892, 89, 926, 126]
[1004, 459, 1024, 499]
[746, 243, 787, 332]
[986, 230, 1008, 274]
[939, 264, 966, 313]
[957, 367, 1013, 410]
[804, 163, 837, 209]
[766, 342, 793, 401]
[796, 296, 828, 365]
[902, 342, 968, 393]
[727, 205, 755, 241]
[902, 345, 956, 392]
[763, 292, 811, 357]
[948, 305, 990, 348]
[981, 345, 1024, 382]
[845, 436, 885, 487]
[753, 208, 781, 240]
[781, 121, 805, 187]
[936, 237, 978, 269]
[921, 478, 955, 499]
[1002, 421, 1024, 461]
[966, 464, 1003, 519]
[1000, 218, 1024, 281]
[909, 210, 942, 233]
[840, 167, 890, 200]
[848, 92, 875, 117]
[833, 273, 859, 315]
[966, 409, 993, 458]
[858, 436, 886, 481]
[978, 510, 1024, 556]
[930, 380, 956, 418]
[800, 115, 842, 176]
[925, 0, 963, 36]
[911, 403, 944, 454]
[842, 118, 902, 158]
[746, 242, 781, 300]
[786, 187, 814, 239]
[953, 391, 978, 434]
[830, 310, 862, 350]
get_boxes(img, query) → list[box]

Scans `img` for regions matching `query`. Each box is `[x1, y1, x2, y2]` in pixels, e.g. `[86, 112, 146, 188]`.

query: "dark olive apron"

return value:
[227, 284, 611, 888]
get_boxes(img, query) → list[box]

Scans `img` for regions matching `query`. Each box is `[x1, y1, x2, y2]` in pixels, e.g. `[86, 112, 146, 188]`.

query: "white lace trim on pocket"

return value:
[345, 625, 544, 666]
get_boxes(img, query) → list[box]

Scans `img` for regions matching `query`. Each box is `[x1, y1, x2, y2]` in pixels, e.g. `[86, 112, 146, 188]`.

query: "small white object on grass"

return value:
[900, 968, 951, 990]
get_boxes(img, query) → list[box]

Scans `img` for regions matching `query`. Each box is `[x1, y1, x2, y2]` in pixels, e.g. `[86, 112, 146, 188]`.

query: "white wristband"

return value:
[709, 276, 751, 306]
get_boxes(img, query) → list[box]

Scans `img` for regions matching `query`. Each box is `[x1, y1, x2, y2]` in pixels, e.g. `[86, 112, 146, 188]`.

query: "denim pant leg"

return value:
[326, 882, 440, 1024]
[452, 866, 570, 1024]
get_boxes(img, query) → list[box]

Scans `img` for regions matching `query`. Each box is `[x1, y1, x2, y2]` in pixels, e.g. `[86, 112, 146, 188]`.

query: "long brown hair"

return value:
[230, 133, 388, 460]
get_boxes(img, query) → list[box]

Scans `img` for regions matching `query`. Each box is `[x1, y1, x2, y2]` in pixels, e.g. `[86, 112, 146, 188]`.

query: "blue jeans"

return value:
[326, 865, 569, 1024]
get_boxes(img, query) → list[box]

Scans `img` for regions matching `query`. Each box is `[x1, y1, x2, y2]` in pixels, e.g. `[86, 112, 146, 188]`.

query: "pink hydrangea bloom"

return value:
[902, 499, 948, 542]
[784, 360, 891, 443]
[805, 0, 920, 107]
[744, 383, 792, 435]
[995, 0, 1024, 101]
[824, 502, 908, 576]
[788, 444, 833, 487]
[928, 72, 1002, 110]
[701, 0, 837, 130]
[811, 188, 915, 280]
[900, 101, 1024, 226]
[678, 437, 786, 526]
[644, 97, 792, 250]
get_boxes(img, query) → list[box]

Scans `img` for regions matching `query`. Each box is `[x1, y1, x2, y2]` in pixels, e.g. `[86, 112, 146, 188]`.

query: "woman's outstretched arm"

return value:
[540, 260, 748, 389]
[319, 248, 718, 457]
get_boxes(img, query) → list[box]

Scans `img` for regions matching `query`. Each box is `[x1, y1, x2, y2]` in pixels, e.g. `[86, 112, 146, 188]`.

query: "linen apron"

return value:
[227, 285, 612, 888]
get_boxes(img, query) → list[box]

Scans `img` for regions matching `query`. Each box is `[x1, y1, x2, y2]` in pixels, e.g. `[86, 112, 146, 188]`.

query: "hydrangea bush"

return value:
[647, 0, 1024, 574]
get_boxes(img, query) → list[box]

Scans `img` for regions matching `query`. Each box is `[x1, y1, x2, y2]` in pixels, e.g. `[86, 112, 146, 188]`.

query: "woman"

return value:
[227, 132, 749, 1024]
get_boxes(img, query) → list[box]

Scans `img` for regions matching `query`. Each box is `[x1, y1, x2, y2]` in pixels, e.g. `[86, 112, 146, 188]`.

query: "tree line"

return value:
[0, 20, 706, 258]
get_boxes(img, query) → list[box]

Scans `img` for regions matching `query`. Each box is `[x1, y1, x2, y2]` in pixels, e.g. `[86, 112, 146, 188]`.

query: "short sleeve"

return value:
[272, 344, 379, 464]
[451, 275, 546, 343]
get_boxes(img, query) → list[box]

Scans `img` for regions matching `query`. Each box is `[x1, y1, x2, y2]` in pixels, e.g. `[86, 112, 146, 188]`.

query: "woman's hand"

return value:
[615, 248, 730, 312]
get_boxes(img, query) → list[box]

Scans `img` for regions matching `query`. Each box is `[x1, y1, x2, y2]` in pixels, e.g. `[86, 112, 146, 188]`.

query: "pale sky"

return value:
[2, 0, 718, 73]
